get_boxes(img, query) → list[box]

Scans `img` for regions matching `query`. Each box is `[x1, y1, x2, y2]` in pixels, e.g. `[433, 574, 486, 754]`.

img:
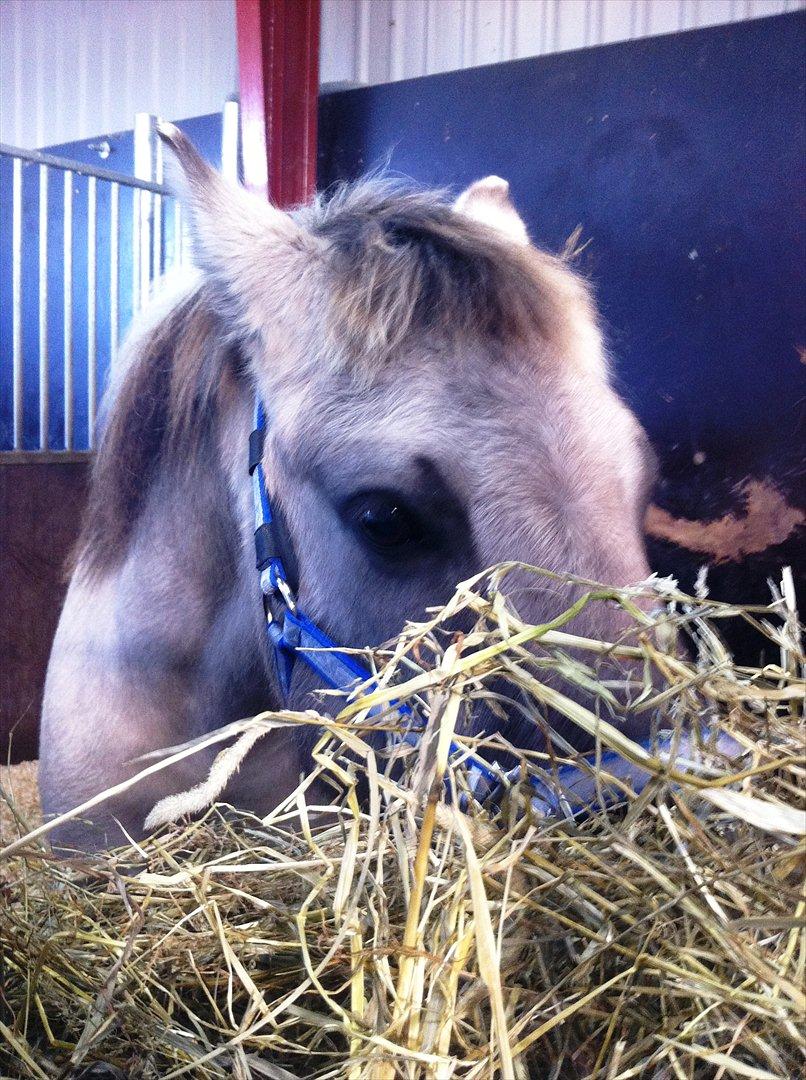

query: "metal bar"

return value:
[38, 164, 49, 450]
[87, 175, 97, 447]
[173, 200, 183, 269]
[0, 142, 171, 194]
[132, 187, 141, 314]
[236, 0, 270, 198]
[63, 169, 74, 451]
[152, 191, 162, 284]
[0, 450, 93, 465]
[110, 181, 119, 360]
[221, 97, 241, 183]
[152, 128, 163, 283]
[140, 192, 151, 305]
[12, 157, 23, 450]
[134, 113, 154, 309]
[235, 0, 321, 206]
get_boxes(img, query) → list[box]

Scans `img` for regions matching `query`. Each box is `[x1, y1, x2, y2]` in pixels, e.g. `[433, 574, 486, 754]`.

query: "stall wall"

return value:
[0, 0, 238, 148]
[320, 0, 805, 86]
[319, 12, 806, 661]
[2, 0, 803, 149]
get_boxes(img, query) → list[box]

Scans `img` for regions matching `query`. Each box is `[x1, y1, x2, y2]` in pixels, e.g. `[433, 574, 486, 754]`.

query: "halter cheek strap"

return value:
[250, 400, 372, 700]
[249, 397, 742, 816]
[249, 398, 501, 799]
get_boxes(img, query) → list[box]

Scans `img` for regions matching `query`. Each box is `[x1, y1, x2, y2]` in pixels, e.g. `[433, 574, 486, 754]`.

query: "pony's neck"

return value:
[77, 284, 288, 725]
[217, 369, 294, 718]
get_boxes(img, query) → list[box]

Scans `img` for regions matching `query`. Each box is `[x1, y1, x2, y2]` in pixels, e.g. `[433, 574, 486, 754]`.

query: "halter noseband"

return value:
[249, 398, 741, 816]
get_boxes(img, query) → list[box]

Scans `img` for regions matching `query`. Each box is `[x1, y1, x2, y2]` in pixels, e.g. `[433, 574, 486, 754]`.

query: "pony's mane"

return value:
[74, 178, 582, 577]
[73, 284, 240, 578]
[298, 178, 563, 365]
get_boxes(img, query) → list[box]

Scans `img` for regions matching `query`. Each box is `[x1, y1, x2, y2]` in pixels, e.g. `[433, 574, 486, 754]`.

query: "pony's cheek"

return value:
[285, 653, 330, 715]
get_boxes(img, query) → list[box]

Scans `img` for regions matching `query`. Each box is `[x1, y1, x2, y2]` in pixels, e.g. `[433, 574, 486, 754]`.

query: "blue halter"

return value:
[250, 399, 741, 815]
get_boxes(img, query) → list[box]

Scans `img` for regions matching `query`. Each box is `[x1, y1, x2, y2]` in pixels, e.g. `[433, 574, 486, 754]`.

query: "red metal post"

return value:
[235, 0, 321, 208]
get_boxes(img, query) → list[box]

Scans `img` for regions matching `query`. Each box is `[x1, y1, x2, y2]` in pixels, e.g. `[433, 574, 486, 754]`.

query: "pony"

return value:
[40, 126, 656, 850]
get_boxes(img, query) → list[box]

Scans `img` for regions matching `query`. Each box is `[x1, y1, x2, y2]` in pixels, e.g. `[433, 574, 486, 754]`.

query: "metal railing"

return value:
[1, 140, 179, 452]
[0, 100, 240, 455]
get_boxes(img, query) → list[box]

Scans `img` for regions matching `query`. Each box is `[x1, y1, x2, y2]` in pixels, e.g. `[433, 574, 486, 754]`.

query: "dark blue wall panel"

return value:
[317, 13, 805, 656]
[319, 13, 804, 480]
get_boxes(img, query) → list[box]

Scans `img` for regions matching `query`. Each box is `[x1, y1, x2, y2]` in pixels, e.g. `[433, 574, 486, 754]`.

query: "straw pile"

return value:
[1, 564, 804, 1079]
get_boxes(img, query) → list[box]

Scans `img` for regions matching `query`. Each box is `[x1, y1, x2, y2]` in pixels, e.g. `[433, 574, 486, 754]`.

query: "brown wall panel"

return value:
[0, 458, 91, 763]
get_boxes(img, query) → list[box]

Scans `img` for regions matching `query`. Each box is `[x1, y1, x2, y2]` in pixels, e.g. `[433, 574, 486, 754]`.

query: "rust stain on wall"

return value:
[645, 479, 804, 562]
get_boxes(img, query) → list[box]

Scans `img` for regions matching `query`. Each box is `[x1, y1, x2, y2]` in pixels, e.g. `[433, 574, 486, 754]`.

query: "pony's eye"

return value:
[354, 495, 419, 551]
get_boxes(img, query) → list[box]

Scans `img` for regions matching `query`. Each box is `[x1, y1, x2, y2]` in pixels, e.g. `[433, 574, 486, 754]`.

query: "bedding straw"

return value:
[1, 563, 804, 1079]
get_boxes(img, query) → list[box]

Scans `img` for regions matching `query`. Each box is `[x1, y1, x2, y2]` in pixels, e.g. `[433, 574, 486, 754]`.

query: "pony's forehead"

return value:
[270, 343, 555, 482]
[290, 179, 585, 374]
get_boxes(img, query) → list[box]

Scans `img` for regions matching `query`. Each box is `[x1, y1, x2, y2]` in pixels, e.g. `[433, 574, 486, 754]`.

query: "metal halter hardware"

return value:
[249, 398, 742, 815]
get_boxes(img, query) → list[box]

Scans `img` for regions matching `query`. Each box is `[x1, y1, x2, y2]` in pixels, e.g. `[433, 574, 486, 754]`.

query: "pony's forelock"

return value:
[72, 285, 240, 579]
[294, 177, 590, 371]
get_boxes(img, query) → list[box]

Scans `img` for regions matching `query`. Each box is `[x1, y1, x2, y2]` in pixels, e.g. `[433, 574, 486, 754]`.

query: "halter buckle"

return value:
[260, 565, 297, 613]
[276, 574, 297, 613]
[259, 567, 274, 598]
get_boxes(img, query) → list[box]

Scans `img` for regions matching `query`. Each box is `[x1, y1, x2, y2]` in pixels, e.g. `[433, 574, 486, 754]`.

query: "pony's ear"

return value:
[157, 122, 315, 318]
[453, 176, 530, 246]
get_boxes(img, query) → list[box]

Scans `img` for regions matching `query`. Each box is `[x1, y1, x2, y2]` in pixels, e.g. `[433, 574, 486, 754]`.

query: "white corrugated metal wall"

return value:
[319, 0, 804, 86]
[1, 0, 802, 148]
[0, 0, 238, 149]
